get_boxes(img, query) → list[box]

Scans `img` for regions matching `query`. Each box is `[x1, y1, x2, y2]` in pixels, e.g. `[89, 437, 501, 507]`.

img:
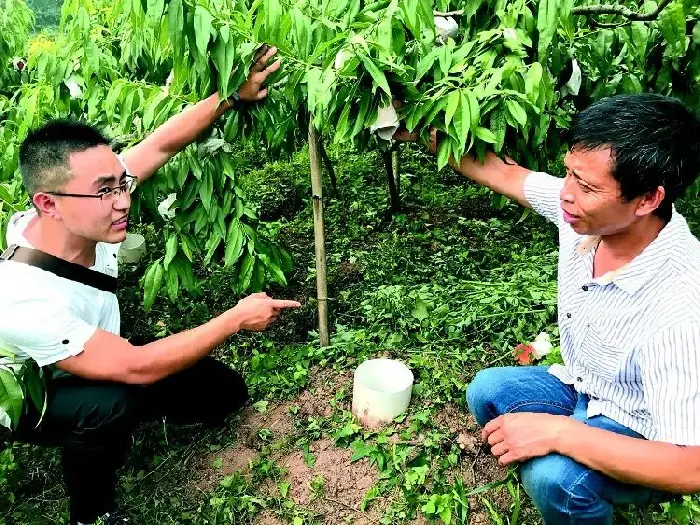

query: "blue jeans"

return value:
[466, 366, 669, 525]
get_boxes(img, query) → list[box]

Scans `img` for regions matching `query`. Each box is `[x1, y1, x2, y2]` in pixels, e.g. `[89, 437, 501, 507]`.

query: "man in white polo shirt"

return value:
[398, 93, 700, 524]
[0, 46, 300, 525]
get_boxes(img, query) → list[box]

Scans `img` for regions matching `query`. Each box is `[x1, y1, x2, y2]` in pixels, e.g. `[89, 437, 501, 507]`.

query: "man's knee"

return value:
[71, 384, 142, 439]
[466, 368, 505, 426]
[178, 358, 249, 424]
[520, 454, 609, 523]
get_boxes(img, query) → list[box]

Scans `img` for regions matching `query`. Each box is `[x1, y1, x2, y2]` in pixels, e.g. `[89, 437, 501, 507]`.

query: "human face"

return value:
[559, 147, 644, 236]
[48, 145, 132, 244]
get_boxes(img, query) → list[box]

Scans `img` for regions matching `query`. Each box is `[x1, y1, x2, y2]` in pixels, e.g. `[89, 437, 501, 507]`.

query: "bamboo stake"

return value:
[308, 119, 330, 347]
[392, 147, 400, 201]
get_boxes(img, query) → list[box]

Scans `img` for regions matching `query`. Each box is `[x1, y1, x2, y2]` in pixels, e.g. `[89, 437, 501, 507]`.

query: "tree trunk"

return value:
[383, 149, 401, 212]
[308, 121, 330, 347]
[392, 147, 400, 201]
[319, 141, 338, 195]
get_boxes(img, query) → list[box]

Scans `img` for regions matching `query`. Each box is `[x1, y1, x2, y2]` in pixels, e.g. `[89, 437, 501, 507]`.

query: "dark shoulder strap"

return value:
[0, 244, 118, 293]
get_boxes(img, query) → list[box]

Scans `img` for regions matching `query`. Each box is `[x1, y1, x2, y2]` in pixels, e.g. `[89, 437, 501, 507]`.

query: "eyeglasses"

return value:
[46, 175, 138, 202]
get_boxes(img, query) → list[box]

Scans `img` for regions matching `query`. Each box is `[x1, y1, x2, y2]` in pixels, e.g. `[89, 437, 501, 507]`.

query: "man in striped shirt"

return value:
[399, 93, 700, 524]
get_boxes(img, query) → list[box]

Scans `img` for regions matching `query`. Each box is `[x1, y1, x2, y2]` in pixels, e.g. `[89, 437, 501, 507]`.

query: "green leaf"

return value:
[265, 259, 287, 286]
[23, 364, 46, 422]
[350, 91, 372, 139]
[168, 0, 185, 57]
[164, 234, 178, 270]
[525, 62, 543, 103]
[454, 90, 471, 145]
[213, 27, 236, 99]
[537, 0, 559, 60]
[238, 253, 255, 292]
[143, 259, 164, 311]
[194, 5, 213, 58]
[506, 99, 527, 128]
[224, 220, 245, 268]
[415, 49, 438, 82]
[250, 259, 266, 292]
[360, 55, 391, 96]
[0, 368, 23, 429]
[280, 481, 291, 499]
[334, 98, 353, 143]
[199, 170, 213, 211]
[265, 0, 282, 41]
[412, 297, 429, 320]
[658, 1, 686, 55]
[467, 90, 480, 131]
[474, 127, 498, 143]
[490, 107, 507, 152]
[204, 233, 223, 264]
[166, 265, 179, 302]
[444, 90, 460, 127]
[436, 138, 452, 171]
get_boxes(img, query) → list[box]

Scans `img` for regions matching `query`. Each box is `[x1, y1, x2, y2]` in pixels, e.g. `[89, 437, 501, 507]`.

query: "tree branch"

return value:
[571, 0, 674, 21]
[589, 17, 629, 28]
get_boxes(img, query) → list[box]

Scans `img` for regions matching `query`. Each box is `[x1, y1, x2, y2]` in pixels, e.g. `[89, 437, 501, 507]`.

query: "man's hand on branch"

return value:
[234, 44, 281, 104]
[392, 126, 438, 154]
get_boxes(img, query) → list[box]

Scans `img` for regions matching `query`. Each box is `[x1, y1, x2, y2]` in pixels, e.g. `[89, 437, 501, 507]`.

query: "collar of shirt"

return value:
[575, 207, 685, 295]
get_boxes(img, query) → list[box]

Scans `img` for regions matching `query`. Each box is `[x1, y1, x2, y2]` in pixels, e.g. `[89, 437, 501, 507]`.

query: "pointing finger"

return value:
[271, 299, 302, 309]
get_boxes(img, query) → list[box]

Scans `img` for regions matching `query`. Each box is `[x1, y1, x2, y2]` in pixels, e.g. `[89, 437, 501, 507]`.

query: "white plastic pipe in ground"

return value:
[352, 358, 414, 428]
[118, 233, 146, 264]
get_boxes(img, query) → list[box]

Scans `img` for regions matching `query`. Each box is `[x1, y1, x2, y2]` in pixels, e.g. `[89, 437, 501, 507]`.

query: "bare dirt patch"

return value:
[194, 444, 258, 492]
[294, 366, 354, 419]
[278, 438, 384, 524]
[254, 510, 286, 525]
[238, 403, 297, 447]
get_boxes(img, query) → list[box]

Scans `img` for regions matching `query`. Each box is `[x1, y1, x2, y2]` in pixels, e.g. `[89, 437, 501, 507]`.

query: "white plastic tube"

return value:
[117, 233, 146, 264]
[352, 358, 414, 428]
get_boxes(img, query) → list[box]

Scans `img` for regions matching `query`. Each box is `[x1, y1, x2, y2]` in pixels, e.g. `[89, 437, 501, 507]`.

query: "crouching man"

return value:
[398, 93, 700, 524]
[0, 46, 299, 525]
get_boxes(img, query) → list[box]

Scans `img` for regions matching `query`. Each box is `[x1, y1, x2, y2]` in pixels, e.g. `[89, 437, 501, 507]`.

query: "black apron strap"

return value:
[0, 244, 118, 293]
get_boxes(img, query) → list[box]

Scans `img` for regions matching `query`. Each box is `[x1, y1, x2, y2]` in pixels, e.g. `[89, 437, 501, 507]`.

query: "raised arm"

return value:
[395, 128, 533, 207]
[121, 45, 281, 182]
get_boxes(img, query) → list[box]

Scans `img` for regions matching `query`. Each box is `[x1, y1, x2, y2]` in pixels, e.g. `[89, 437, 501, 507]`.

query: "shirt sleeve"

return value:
[0, 297, 97, 367]
[639, 321, 700, 445]
[522, 171, 565, 227]
[116, 153, 134, 177]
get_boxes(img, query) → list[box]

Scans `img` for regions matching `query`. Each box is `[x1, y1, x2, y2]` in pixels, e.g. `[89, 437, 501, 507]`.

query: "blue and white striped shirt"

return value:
[524, 171, 700, 446]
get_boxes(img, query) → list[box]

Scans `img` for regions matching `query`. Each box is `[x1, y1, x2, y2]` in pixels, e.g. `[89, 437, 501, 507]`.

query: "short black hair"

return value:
[19, 119, 111, 197]
[570, 93, 700, 222]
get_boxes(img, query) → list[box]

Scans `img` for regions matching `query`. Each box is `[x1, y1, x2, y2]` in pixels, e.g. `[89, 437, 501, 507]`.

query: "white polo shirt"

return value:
[524, 171, 700, 445]
[0, 209, 122, 428]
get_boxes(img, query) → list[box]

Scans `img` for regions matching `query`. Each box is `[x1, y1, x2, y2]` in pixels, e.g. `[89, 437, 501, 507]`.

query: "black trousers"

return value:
[12, 358, 249, 524]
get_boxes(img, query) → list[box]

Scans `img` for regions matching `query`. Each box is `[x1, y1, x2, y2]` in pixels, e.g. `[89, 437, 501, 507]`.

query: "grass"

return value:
[2, 141, 700, 524]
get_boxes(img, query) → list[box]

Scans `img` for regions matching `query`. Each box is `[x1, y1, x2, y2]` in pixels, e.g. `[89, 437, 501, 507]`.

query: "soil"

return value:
[194, 444, 258, 492]
[237, 403, 297, 447]
[254, 511, 286, 525]
[278, 438, 382, 524]
[295, 365, 354, 419]
[193, 369, 518, 524]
